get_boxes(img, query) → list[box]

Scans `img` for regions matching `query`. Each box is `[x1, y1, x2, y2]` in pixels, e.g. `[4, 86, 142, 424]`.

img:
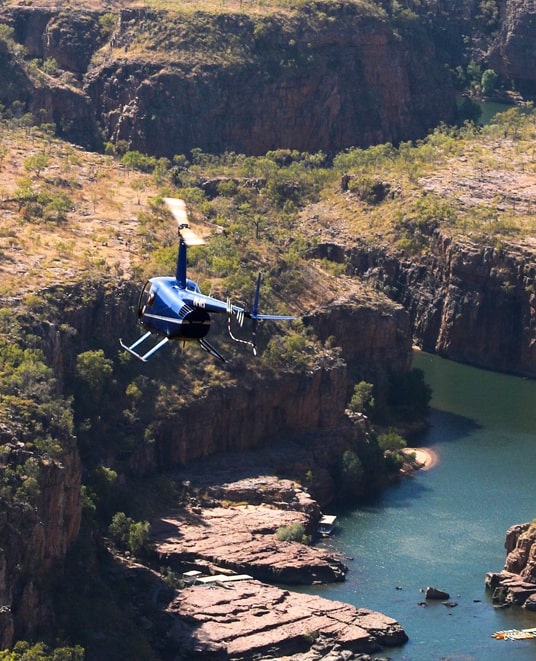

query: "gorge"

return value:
[1, 0, 536, 658]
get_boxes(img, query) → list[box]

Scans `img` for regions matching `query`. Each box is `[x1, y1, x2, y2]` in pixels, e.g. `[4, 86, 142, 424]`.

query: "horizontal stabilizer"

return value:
[251, 313, 295, 321]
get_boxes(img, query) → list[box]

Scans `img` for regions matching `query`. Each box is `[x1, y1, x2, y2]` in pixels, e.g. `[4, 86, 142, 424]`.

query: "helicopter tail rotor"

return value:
[227, 273, 294, 355]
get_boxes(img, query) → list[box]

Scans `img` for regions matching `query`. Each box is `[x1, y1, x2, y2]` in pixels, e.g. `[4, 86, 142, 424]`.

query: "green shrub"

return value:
[0, 641, 84, 660]
[348, 381, 374, 415]
[275, 522, 309, 544]
[108, 512, 151, 555]
[377, 429, 407, 452]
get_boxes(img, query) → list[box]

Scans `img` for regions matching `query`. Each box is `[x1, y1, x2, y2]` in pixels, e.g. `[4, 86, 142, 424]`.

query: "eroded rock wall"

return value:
[0, 435, 81, 647]
[1, 4, 456, 156]
[317, 231, 536, 377]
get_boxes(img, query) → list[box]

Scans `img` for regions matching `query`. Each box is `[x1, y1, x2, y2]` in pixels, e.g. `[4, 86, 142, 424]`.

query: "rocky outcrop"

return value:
[305, 296, 412, 386]
[486, 522, 536, 609]
[488, 0, 536, 97]
[0, 435, 81, 648]
[152, 474, 348, 585]
[167, 579, 408, 659]
[315, 231, 536, 377]
[504, 522, 536, 582]
[153, 505, 347, 586]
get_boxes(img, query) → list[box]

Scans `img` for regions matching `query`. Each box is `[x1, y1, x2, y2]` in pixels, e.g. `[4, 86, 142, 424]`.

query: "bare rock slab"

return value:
[153, 504, 347, 584]
[167, 579, 407, 659]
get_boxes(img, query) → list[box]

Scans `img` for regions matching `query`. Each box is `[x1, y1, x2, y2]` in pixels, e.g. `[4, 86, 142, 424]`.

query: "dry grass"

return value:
[3, 0, 374, 14]
[0, 126, 163, 296]
[298, 117, 536, 254]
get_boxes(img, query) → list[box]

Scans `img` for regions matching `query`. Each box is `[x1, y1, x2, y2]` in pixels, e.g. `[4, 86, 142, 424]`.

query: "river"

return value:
[305, 352, 536, 660]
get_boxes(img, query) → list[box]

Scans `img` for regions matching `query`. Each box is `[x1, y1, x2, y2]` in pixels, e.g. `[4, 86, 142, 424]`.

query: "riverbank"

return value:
[403, 446, 439, 471]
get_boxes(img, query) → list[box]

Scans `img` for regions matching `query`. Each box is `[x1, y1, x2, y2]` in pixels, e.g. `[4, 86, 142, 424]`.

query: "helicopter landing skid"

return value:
[120, 332, 169, 362]
[198, 337, 226, 362]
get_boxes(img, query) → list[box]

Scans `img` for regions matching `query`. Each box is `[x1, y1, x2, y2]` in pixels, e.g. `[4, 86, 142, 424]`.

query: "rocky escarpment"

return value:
[2, 3, 456, 156]
[488, 0, 536, 97]
[314, 231, 536, 377]
[486, 522, 536, 610]
[25, 280, 410, 474]
[2, 2, 536, 158]
[0, 276, 410, 650]
[0, 431, 81, 648]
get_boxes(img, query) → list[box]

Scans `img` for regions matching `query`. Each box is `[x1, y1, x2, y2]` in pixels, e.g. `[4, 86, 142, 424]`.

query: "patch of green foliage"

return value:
[108, 512, 151, 556]
[0, 642, 84, 661]
[275, 521, 310, 544]
[347, 381, 375, 416]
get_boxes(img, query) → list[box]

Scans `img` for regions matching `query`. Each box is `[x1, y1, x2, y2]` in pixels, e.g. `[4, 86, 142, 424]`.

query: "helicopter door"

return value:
[138, 281, 155, 318]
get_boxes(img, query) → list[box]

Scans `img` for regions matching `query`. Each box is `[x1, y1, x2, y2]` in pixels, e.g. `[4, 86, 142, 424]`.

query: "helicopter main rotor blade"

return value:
[164, 197, 206, 246]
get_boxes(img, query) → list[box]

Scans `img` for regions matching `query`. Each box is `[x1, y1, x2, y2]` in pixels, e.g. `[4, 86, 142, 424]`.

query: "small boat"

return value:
[492, 627, 536, 640]
[317, 515, 337, 537]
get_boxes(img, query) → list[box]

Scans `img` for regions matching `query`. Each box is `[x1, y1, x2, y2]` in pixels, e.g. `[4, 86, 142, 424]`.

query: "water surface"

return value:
[306, 352, 536, 660]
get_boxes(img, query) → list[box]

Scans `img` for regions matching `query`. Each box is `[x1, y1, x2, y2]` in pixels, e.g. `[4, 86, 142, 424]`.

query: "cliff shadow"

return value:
[414, 407, 481, 446]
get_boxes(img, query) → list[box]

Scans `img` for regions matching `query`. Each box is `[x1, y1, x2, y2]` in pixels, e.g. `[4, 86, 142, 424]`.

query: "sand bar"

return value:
[403, 447, 439, 470]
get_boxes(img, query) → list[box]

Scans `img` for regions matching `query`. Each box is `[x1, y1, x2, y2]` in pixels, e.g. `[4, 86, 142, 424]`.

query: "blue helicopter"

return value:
[120, 198, 294, 362]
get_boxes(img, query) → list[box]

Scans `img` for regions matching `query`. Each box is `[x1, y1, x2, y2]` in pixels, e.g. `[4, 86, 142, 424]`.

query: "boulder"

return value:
[524, 593, 536, 612]
[425, 586, 450, 600]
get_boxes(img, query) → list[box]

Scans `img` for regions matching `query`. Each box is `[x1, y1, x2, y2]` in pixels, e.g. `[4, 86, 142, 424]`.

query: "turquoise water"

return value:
[306, 352, 536, 660]
[477, 100, 512, 125]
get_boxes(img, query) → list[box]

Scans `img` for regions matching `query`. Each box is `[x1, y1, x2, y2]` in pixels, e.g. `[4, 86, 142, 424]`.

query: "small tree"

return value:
[108, 512, 150, 555]
[481, 69, 498, 95]
[348, 381, 375, 416]
[75, 349, 113, 395]
[24, 153, 49, 178]
[338, 450, 365, 500]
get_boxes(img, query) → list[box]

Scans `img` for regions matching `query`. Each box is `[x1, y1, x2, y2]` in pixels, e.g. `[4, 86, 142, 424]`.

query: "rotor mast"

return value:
[164, 197, 205, 289]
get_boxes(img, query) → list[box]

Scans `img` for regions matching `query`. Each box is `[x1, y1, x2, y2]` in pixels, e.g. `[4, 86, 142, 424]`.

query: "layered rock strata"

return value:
[152, 474, 347, 585]
[167, 579, 407, 659]
[2, 4, 455, 156]
[486, 522, 536, 609]
[315, 231, 536, 377]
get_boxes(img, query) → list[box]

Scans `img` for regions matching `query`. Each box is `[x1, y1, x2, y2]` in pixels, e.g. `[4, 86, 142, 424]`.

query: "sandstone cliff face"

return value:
[2, 4, 456, 156]
[2, 2, 536, 159]
[85, 6, 455, 157]
[128, 365, 349, 474]
[0, 277, 409, 649]
[505, 522, 536, 582]
[0, 436, 81, 647]
[488, 0, 536, 96]
[28, 280, 409, 474]
[316, 231, 536, 377]
[486, 522, 536, 610]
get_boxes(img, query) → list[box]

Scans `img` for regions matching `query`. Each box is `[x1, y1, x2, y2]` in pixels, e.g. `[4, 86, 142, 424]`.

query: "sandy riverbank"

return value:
[403, 446, 439, 471]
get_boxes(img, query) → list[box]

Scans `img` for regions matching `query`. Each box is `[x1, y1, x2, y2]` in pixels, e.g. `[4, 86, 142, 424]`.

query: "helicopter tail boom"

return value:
[227, 273, 294, 355]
